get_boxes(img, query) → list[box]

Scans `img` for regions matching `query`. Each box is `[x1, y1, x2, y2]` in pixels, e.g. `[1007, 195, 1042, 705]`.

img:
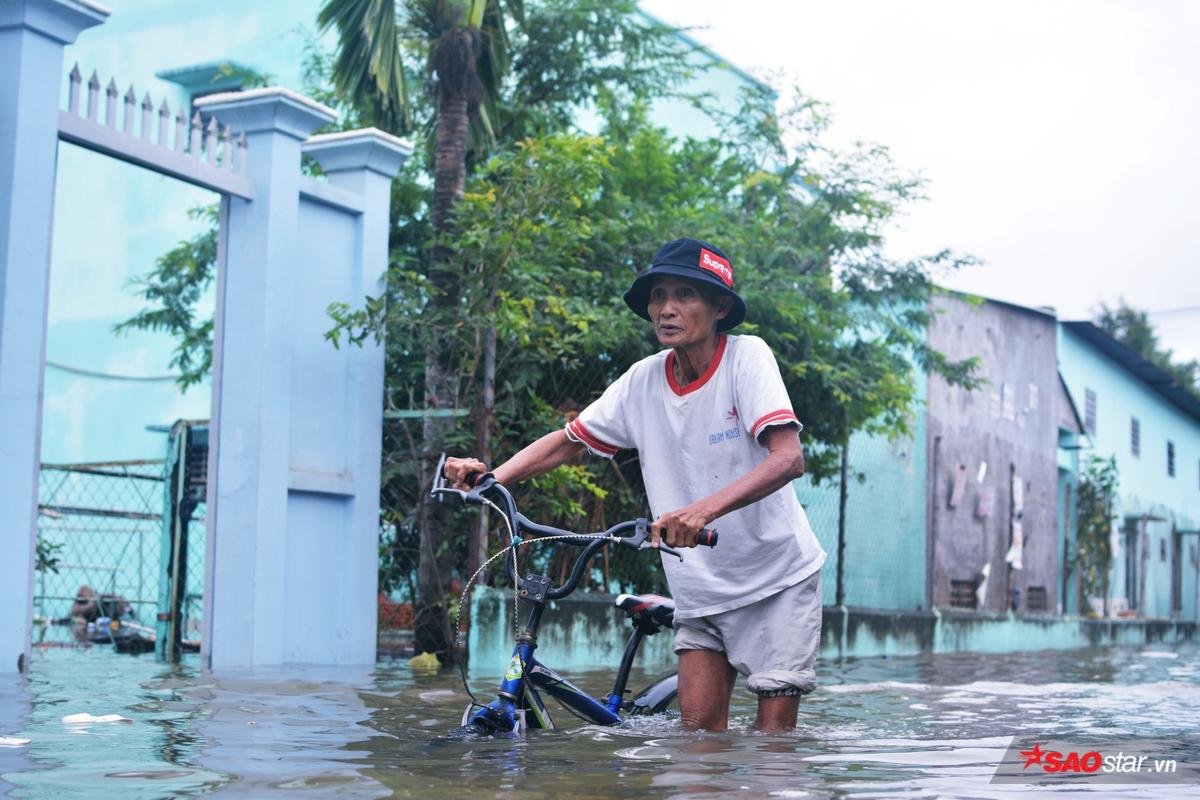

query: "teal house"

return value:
[1059, 321, 1200, 621]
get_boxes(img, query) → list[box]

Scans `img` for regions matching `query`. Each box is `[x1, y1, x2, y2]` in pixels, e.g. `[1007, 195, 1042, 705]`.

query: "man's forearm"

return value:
[696, 445, 804, 522]
[493, 429, 585, 485]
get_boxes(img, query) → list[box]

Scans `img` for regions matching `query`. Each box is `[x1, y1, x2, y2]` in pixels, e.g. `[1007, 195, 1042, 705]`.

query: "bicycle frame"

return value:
[466, 601, 660, 733]
[431, 455, 703, 736]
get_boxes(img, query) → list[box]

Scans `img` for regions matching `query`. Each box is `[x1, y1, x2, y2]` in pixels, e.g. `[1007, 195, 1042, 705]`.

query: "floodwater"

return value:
[1, 641, 1198, 798]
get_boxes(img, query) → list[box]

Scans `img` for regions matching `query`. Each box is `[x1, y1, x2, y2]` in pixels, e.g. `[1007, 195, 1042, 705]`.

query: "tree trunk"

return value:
[414, 79, 472, 662]
[836, 437, 849, 607]
[469, 322, 496, 578]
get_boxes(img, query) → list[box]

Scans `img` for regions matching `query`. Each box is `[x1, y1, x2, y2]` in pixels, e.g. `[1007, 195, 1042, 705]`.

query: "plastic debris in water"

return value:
[407, 652, 440, 672]
[0, 736, 31, 747]
[61, 713, 132, 724]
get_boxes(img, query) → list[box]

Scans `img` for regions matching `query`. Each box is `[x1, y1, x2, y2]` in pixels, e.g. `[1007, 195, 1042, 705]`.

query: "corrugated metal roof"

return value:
[1061, 321, 1200, 425]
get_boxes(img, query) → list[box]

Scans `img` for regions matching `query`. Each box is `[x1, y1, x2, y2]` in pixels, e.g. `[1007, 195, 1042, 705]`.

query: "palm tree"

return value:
[318, 0, 519, 660]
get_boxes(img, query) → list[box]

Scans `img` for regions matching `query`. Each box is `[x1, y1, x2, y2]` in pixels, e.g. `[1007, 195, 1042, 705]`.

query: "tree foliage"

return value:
[1074, 455, 1118, 616]
[1096, 300, 1199, 399]
[113, 205, 218, 389]
[35, 537, 63, 575]
[330, 85, 980, 595]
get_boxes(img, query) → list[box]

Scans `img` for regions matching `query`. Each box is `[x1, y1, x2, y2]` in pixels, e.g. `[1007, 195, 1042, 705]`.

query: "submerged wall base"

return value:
[467, 588, 1199, 675]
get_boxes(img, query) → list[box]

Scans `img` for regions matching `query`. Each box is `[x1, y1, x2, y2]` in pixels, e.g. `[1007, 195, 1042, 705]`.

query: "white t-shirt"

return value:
[564, 333, 826, 619]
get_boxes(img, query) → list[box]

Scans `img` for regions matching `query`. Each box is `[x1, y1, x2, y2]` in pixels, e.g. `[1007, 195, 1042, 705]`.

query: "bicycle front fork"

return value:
[464, 639, 536, 735]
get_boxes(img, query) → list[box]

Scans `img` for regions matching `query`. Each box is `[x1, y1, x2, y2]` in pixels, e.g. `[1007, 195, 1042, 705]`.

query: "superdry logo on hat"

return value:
[699, 248, 733, 287]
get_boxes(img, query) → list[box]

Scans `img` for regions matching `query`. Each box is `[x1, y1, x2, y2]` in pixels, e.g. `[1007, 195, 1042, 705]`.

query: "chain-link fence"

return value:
[33, 458, 206, 651]
[34, 461, 163, 645]
[797, 424, 928, 612]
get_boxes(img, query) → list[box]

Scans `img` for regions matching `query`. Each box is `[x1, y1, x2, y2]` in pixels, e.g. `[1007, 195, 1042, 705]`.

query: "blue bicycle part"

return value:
[433, 456, 714, 737]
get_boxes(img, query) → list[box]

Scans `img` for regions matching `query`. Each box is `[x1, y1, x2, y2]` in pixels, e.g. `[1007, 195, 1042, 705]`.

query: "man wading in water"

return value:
[444, 238, 826, 732]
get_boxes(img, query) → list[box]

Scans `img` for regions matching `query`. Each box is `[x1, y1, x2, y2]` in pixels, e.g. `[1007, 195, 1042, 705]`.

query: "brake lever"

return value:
[430, 486, 468, 502]
[431, 452, 449, 500]
[623, 518, 682, 561]
[430, 453, 494, 503]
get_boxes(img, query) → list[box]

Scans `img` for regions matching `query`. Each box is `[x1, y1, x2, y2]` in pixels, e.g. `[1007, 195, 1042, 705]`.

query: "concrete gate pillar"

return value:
[195, 89, 336, 668]
[0, 0, 108, 675]
[198, 92, 408, 668]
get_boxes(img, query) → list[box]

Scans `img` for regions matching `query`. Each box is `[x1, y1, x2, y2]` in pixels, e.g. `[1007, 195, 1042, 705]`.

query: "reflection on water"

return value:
[1, 643, 1197, 798]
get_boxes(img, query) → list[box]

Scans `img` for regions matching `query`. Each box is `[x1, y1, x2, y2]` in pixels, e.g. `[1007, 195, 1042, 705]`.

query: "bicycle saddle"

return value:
[615, 593, 675, 635]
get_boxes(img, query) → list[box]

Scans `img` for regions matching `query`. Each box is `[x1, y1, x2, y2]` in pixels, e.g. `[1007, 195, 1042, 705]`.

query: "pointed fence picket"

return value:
[86, 71, 99, 121]
[59, 64, 252, 198]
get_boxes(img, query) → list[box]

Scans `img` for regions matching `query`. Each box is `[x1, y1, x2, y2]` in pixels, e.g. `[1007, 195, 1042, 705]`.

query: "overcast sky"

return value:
[642, 0, 1199, 362]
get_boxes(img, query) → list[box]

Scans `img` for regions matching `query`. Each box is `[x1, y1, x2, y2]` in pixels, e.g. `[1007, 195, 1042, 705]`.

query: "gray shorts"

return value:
[673, 570, 822, 697]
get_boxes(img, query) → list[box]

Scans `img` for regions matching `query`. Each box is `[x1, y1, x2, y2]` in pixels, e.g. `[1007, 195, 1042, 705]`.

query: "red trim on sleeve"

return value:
[750, 409, 799, 439]
[567, 418, 619, 457]
[665, 334, 728, 396]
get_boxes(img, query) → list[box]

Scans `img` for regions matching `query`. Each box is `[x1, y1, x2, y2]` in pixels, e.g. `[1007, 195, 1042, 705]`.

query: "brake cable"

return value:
[451, 496, 615, 707]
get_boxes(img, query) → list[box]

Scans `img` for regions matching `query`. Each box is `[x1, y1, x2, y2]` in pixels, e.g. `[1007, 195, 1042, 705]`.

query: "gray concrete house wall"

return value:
[926, 295, 1061, 612]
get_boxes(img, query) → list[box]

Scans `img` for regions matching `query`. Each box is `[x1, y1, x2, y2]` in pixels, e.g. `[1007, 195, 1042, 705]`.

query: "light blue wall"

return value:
[797, 366, 929, 611]
[46, 0, 326, 464]
[1058, 325, 1200, 620]
[45, 142, 215, 462]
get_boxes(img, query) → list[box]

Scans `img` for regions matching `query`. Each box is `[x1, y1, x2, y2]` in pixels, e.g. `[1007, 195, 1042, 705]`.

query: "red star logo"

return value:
[1020, 743, 1045, 769]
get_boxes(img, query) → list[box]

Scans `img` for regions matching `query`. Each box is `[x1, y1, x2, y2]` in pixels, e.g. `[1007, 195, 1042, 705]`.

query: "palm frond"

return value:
[318, 0, 411, 133]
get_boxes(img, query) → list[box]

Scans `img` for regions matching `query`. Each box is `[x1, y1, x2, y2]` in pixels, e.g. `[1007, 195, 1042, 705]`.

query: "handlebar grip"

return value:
[697, 528, 718, 547]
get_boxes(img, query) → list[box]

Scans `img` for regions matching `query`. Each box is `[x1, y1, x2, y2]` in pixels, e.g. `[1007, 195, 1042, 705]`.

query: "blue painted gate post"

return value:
[196, 91, 408, 668]
[298, 130, 411, 663]
[0, 0, 107, 675]
[193, 88, 337, 669]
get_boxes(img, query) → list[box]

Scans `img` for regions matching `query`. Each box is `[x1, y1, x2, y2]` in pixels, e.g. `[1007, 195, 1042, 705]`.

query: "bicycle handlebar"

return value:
[430, 452, 716, 600]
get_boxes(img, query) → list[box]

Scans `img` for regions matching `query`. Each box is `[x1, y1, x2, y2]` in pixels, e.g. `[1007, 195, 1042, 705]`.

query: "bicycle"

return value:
[430, 453, 717, 737]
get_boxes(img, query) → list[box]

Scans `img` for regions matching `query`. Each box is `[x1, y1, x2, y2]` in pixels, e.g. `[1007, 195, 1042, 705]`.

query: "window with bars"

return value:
[1131, 417, 1140, 457]
[1026, 586, 1048, 611]
[1167, 441, 1175, 477]
[950, 580, 978, 609]
[1084, 388, 1097, 435]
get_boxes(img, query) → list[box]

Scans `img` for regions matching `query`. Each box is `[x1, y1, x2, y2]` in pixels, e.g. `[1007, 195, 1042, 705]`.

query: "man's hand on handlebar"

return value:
[650, 505, 711, 549]
[443, 455, 489, 491]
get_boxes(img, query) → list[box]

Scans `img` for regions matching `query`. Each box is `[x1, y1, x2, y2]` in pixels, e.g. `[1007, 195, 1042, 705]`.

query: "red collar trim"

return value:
[665, 335, 727, 396]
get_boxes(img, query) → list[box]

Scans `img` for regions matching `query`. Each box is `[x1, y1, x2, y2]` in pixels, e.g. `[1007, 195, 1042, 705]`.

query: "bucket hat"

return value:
[623, 238, 747, 331]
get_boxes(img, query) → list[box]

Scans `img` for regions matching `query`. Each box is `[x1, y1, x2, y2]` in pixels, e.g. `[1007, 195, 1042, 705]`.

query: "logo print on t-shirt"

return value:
[709, 409, 743, 445]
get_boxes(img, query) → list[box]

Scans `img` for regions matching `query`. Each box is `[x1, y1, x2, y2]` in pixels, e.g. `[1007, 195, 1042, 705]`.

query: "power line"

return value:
[1145, 305, 1200, 319]
[45, 360, 179, 383]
